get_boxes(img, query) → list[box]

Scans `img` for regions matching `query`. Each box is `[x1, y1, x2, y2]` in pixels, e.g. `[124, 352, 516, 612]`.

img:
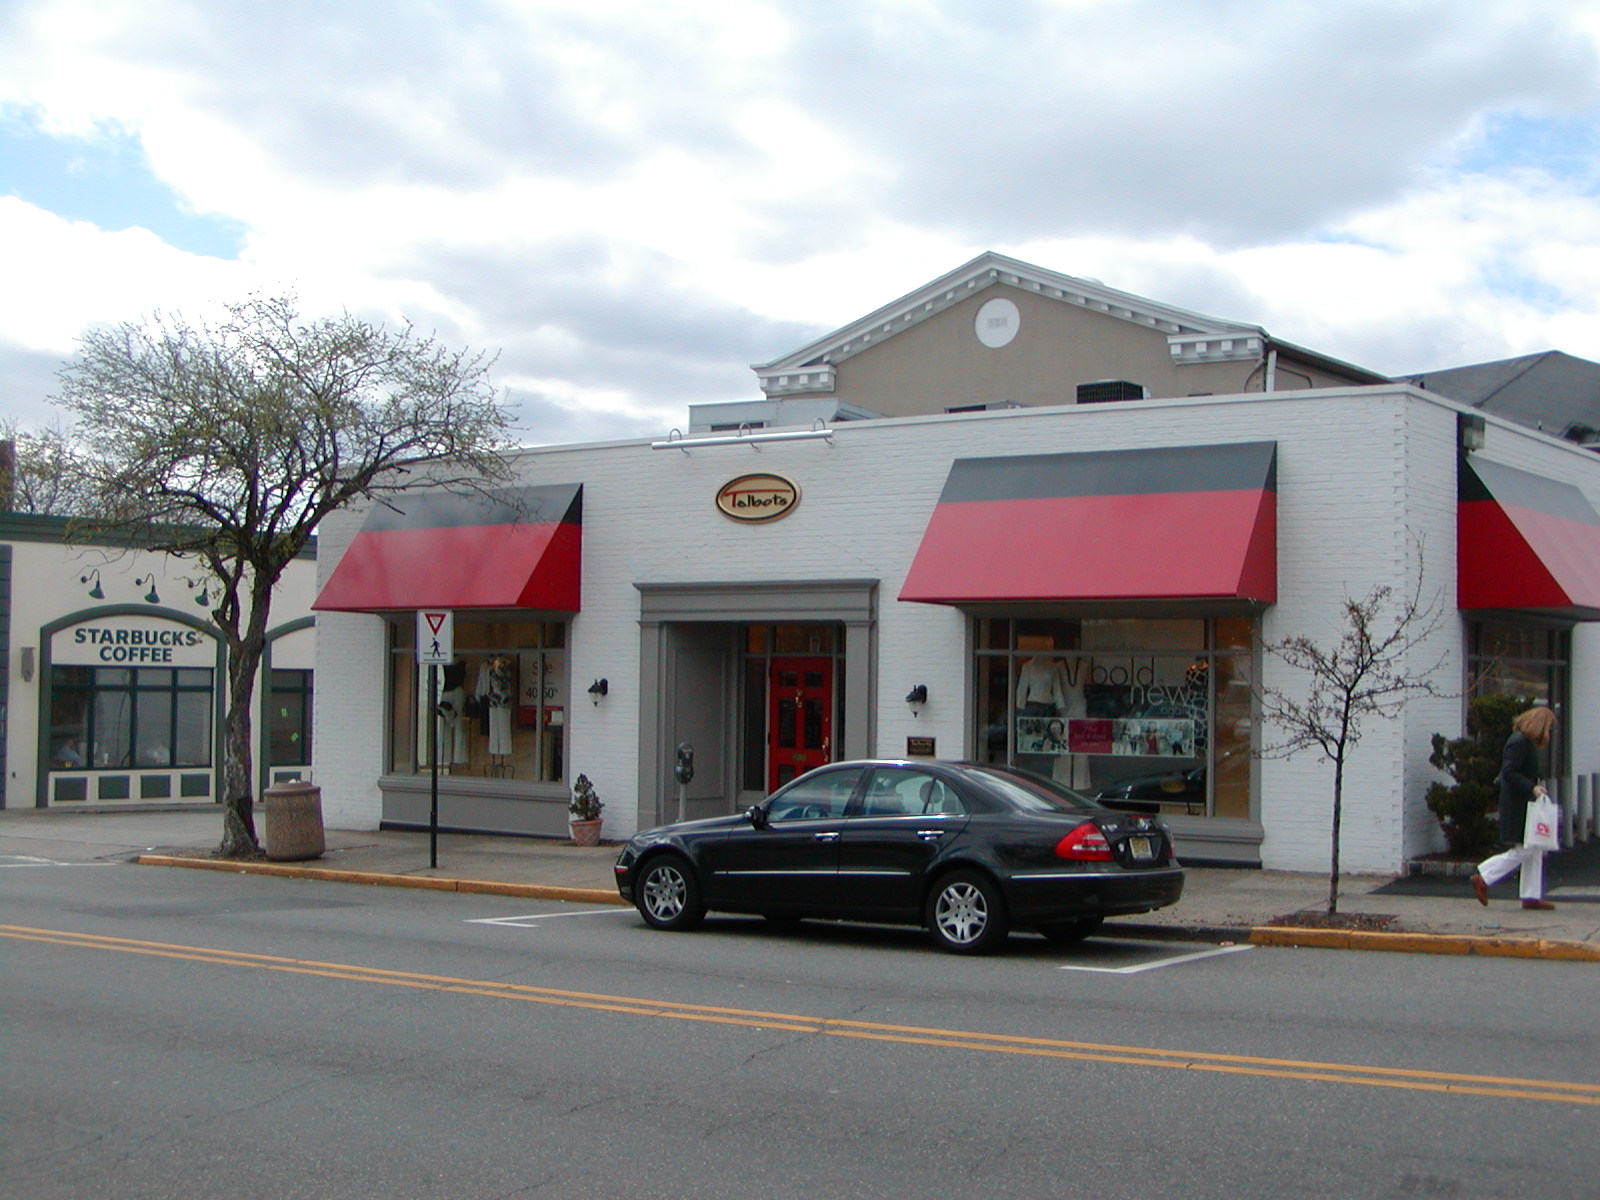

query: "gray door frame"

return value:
[635, 580, 877, 830]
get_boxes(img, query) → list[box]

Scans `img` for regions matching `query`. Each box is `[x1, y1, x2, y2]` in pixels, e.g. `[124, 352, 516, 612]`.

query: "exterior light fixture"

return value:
[905, 684, 928, 715]
[136, 575, 161, 604]
[1459, 412, 1486, 452]
[588, 678, 609, 705]
[79, 569, 104, 600]
[20, 646, 35, 683]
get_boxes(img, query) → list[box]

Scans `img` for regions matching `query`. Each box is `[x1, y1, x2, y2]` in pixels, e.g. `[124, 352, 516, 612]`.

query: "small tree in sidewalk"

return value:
[1257, 549, 1448, 913]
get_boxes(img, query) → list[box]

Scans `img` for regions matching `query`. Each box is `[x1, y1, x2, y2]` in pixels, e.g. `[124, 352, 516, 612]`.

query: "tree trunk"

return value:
[1328, 754, 1344, 914]
[216, 613, 269, 858]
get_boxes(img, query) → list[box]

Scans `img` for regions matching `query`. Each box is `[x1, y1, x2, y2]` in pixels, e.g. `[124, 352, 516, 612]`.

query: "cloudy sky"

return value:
[3, 0, 1600, 444]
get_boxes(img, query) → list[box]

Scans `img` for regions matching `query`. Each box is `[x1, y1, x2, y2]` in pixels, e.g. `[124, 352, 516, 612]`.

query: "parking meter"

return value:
[673, 742, 695, 822]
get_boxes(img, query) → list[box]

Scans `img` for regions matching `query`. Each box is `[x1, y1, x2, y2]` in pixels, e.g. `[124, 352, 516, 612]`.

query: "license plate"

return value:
[1128, 836, 1154, 861]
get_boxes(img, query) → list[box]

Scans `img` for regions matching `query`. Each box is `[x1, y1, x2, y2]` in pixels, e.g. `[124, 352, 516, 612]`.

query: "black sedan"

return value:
[614, 759, 1184, 954]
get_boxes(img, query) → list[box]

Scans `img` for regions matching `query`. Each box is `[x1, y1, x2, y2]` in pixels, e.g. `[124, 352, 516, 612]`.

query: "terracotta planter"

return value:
[569, 818, 602, 846]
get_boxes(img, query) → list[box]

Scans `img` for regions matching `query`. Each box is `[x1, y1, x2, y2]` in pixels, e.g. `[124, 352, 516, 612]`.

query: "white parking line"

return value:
[1058, 943, 1254, 974]
[467, 908, 630, 927]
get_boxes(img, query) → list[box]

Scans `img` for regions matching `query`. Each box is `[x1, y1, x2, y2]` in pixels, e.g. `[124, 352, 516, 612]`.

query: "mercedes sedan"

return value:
[614, 759, 1184, 954]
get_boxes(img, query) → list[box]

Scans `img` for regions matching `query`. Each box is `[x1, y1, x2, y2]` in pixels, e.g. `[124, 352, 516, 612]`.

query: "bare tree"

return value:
[1257, 554, 1448, 913]
[54, 295, 516, 856]
[0, 421, 95, 515]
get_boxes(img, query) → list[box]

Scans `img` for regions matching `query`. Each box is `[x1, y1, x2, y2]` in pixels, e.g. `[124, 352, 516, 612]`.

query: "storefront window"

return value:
[388, 617, 568, 782]
[49, 666, 213, 770]
[1467, 619, 1571, 781]
[973, 617, 1254, 818]
[269, 669, 314, 766]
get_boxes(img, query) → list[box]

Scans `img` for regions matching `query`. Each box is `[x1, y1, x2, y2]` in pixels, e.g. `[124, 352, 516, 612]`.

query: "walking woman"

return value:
[1471, 705, 1558, 911]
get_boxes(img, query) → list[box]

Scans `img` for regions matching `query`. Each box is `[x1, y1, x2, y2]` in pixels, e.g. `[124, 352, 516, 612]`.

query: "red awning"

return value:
[1459, 458, 1600, 618]
[313, 485, 582, 613]
[900, 443, 1277, 606]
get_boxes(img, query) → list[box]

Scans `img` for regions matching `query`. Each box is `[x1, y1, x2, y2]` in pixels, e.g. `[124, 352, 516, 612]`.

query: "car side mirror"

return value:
[746, 804, 769, 830]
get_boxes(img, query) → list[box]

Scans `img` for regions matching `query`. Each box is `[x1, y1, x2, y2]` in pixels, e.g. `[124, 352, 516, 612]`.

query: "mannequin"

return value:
[437, 659, 470, 766]
[476, 654, 515, 768]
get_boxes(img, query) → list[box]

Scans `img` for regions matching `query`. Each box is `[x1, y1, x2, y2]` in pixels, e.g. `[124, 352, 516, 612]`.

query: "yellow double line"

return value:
[5, 922, 1596, 1107]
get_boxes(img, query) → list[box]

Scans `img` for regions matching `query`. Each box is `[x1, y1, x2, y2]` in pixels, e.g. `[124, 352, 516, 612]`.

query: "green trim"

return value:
[0, 511, 316, 559]
[258, 616, 316, 798]
[36, 604, 224, 808]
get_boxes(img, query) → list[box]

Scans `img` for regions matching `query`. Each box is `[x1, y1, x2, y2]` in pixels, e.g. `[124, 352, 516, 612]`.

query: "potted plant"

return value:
[569, 774, 604, 846]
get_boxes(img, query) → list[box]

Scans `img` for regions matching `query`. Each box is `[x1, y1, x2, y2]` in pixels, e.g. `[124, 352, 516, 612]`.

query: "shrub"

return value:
[569, 774, 603, 821]
[1425, 694, 1530, 857]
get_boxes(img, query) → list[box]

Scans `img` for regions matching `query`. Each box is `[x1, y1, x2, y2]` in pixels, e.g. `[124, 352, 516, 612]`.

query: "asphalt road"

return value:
[3, 860, 1598, 1200]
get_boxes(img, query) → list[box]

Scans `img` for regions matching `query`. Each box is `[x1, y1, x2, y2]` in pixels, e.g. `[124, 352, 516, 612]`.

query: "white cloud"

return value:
[2, 0, 1600, 435]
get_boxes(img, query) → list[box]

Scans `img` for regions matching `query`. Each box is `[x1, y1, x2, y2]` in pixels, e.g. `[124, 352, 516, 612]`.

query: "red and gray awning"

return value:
[1459, 458, 1600, 618]
[899, 442, 1277, 606]
[313, 484, 582, 613]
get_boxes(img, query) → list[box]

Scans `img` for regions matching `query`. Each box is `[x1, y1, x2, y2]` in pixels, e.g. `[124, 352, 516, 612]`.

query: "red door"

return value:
[768, 657, 834, 792]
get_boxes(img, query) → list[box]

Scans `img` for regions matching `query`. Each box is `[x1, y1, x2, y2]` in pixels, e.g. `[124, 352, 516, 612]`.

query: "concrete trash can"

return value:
[263, 781, 326, 862]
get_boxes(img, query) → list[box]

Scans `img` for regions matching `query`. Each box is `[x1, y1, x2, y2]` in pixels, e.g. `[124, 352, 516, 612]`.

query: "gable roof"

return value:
[751, 251, 1385, 398]
[1402, 351, 1600, 442]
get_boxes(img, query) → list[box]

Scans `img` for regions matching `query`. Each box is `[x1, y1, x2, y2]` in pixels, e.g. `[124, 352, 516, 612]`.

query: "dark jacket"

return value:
[1497, 730, 1544, 845]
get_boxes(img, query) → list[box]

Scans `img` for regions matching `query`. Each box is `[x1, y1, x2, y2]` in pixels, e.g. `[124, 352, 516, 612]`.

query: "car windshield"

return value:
[963, 765, 1098, 813]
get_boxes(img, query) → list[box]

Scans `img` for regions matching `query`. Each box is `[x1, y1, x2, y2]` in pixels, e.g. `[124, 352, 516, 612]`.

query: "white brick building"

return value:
[310, 256, 1600, 872]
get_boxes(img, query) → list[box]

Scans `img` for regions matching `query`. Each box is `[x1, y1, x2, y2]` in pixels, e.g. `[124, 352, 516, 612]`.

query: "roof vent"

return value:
[1076, 380, 1147, 405]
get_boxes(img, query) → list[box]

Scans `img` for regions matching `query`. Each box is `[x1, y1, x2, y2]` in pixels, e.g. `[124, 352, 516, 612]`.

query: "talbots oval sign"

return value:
[716, 473, 800, 523]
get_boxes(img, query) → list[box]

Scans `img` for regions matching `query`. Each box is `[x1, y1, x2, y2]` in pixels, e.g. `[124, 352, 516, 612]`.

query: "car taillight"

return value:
[1055, 822, 1114, 862]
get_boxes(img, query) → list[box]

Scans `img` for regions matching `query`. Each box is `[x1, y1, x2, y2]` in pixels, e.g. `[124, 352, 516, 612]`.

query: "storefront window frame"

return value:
[970, 615, 1257, 820]
[386, 612, 571, 785]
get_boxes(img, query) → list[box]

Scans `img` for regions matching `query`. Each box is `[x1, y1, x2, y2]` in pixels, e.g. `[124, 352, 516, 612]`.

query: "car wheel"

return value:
[926, 869, 1008, 954]
[1037, 916, 1104, 943]
[636, 854, 705, 931]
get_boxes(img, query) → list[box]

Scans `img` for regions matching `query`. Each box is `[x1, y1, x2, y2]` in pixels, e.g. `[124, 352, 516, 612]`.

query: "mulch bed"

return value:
[1265, 911, 1401, 932]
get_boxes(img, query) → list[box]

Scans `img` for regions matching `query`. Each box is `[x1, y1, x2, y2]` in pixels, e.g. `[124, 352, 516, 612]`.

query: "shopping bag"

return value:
[1524, 794, 1560, 852]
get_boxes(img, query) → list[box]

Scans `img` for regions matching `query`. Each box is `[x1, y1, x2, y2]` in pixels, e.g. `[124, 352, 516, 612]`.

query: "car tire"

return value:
[926, 869, 1009, 955]
[1037, 916, 1104, 943]
[636, 854, 705, 931]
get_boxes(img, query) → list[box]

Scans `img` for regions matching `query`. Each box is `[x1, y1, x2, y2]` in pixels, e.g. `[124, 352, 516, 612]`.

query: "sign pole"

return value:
[428, 663, 439, 869]
[416, 610, 454, 872]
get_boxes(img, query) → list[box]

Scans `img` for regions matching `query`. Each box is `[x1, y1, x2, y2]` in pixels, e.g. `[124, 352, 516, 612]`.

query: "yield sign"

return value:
[416, 610, 454, 665]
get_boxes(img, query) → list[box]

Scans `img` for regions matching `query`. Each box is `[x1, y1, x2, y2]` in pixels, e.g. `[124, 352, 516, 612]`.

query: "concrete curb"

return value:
[1248, 925, 1600, 961]
[134, 855, 1600, 960]
[134, 854, 625, 906]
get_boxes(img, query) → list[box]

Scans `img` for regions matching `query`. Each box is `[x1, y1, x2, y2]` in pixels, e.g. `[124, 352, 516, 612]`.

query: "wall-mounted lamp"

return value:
[182, 576, 211, 607]
[587, 678, 610, 705]
[1459, 412, 1486, 452]
[20, 646, 35, 683]
[135, 574, 161, 604]
[79, 569, 104, 600]
[905, 684, 928, 716]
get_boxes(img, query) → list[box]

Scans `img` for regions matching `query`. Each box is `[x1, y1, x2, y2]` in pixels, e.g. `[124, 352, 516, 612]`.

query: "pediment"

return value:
[752, 252, 1266, 398]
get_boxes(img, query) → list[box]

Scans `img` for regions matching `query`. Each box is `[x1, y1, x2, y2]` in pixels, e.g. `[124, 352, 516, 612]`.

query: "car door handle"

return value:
[916, 829, 946, 841]
[814, 831, 840, 842]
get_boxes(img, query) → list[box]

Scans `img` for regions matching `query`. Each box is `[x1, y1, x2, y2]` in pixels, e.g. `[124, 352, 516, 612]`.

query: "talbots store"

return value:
[308, 256, 1600, 871]
[309, 384, 1600, 872]
[2, 513, 317, 809]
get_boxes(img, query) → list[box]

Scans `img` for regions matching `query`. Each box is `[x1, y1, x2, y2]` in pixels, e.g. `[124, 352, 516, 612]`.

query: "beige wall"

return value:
[783, 284, 1354, 418]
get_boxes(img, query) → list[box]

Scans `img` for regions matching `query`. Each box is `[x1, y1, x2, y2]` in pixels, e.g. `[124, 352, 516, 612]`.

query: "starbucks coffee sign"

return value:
[716, 473, 800, 523]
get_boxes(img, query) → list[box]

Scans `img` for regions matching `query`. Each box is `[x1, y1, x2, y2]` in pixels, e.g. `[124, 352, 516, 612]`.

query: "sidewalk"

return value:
[3, 805, 1597, 960]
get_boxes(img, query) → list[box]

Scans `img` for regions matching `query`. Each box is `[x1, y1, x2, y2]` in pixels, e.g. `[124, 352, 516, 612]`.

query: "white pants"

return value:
[1477, 843, 1546, 901]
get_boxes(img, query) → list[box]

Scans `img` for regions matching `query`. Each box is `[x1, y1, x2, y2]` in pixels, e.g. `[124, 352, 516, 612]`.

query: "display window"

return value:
[974, 616, 1254, 819]
[388, 617, 568, 782]
[49, 666, 213, 771]
[1467, 618, 1571, 781]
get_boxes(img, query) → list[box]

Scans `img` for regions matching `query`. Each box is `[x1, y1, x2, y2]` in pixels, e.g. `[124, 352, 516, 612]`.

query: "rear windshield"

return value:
[965, 766, 1099, 814]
